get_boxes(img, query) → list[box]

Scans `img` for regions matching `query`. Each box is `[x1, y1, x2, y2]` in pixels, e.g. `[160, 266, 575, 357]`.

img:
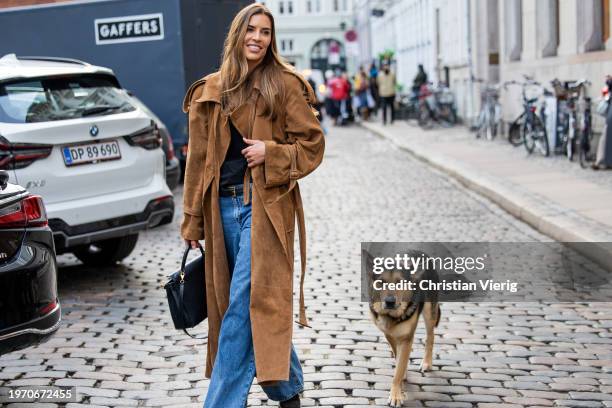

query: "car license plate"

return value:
[62, 140, 121, 166]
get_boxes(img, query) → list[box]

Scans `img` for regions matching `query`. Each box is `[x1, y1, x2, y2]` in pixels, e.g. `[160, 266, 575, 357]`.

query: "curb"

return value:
[361, 122, 612, 273]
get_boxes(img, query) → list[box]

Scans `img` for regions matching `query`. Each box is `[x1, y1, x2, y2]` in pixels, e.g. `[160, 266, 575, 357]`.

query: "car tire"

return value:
[73, 234, 139, 266]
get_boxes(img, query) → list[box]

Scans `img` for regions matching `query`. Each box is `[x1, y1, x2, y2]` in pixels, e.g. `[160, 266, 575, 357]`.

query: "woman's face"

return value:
[244, 13, 272, 67]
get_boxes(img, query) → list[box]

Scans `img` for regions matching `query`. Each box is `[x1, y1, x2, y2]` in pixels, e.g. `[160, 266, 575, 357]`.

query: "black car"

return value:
[0, 170, 60, 355]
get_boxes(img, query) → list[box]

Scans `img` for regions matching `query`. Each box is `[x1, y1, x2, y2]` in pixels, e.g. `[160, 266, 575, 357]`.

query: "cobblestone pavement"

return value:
[1, 124, 611, 407]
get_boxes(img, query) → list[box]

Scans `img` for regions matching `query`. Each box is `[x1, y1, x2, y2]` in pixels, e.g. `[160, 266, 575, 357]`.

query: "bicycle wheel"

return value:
[579, 130, 593, 169]
[418, 105, 432, 128]
[567, 117, 576, 161]
[475, 110, 486, 138]
[509, 114, 525, 146]
[534, 116, 549, 156]
[523, 120, 535, 154]
[487, 112, 497, 141]
[446, 107, 458, 126]
[567, 135, 575, 161]
[579, 145, 588, 168]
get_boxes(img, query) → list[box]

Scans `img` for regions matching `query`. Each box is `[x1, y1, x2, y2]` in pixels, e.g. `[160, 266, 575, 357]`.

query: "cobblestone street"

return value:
[1, 125, 612, 407]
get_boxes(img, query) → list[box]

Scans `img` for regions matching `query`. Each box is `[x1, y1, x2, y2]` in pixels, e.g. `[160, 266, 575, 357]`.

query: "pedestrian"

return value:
[412, 63, 428, 96]
[323, 69, 337, 123]
[180, 3, 325, 407]
[306, 74, 324, 123]
[327, 71, 343, 124]
[328, 70, 349, 125]
[354, 66, 370, 120]
[377, 63, 396, 125]
[339, 71, 352, 124]
[369, 61, 380, 114]
[594, 75, 612, 170]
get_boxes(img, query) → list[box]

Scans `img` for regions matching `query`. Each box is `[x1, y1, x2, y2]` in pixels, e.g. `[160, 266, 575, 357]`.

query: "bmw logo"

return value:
[89, 125, 99, 137]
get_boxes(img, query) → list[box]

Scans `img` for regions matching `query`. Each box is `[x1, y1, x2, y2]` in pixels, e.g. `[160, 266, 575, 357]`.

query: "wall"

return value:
[272, 0, 353, 73]
[499, 0, 612, 133]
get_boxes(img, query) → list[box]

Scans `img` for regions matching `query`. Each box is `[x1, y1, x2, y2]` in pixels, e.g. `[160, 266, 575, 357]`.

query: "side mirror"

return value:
[0, 170, 9, 190]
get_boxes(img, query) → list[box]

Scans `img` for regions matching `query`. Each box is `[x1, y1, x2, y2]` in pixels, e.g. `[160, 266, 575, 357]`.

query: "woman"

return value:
[180, 3, 325, 407]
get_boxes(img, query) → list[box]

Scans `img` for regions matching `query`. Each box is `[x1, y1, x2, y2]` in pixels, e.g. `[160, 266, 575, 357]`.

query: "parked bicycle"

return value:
[579, 93, 595, 168]
[396, 92, 420, 121]
[472, 78, 503, 140]
[417, 82, 458, 128]
[505, 76, 550, 156]
[551, 78, 591, 162]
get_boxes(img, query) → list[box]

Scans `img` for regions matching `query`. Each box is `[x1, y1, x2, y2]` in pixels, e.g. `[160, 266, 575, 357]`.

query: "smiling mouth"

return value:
[247, 44, 262, 52]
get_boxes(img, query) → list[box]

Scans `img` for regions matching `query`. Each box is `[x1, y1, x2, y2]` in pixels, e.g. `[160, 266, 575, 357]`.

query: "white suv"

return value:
[0, 54, 174, 266]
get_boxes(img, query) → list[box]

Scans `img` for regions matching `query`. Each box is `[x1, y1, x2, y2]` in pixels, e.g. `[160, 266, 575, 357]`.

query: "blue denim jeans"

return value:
[204, 191, 303, 408]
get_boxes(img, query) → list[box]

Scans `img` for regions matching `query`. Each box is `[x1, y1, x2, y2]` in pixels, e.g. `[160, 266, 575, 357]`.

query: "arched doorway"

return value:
[310, 38, 346, 73]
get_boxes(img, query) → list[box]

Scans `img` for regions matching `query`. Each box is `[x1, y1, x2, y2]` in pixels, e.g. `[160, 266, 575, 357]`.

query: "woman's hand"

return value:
[241, 138, 266, 167]
[184, 239, 201, 249]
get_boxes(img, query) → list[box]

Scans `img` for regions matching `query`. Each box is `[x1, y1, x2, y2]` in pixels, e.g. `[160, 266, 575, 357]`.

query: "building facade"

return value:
[357, 0, 612, 127]
[268, 0, 355, 76]
[368, 0, 437, 95]
[358, 0, 494, 121]
[499, 0, 612, 131]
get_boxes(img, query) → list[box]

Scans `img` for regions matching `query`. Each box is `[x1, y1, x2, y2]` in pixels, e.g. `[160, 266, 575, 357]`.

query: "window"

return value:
[279, 1, 284, 14]
[280, 39, 294, 52]
[0, 75, 135, 124]
[577, 0, 606, 52]
[288, 1, 293, 14]
[536, 0, 559, 57]
[504, 0, 522, 61]
[333, 0, 339, 11]
[306, 0, 321, 13]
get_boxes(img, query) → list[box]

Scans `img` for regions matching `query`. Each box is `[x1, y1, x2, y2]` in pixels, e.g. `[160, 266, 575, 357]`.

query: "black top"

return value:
[220, 119, 248, 188]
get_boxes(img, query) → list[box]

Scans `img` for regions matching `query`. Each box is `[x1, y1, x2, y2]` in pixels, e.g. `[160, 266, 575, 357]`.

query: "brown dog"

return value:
[364, 249, 441, 407]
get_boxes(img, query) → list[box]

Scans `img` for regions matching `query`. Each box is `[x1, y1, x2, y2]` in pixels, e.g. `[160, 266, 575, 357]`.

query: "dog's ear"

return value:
[362, 249, 375, 277]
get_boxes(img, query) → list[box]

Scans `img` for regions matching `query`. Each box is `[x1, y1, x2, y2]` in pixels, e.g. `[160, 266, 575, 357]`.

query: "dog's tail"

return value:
[435, 304, 441, 327]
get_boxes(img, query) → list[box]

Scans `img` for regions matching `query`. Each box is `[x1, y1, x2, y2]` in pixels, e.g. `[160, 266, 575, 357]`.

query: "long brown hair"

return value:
[219, 3, 293, 119]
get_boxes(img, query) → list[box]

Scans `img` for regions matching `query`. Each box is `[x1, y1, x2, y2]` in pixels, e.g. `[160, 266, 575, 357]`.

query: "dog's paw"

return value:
[388, 385, 405, 407]
[418, 359, 432, 372]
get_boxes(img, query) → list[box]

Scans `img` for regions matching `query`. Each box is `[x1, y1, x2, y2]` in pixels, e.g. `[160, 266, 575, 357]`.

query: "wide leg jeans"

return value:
[204, 191, 303, 407]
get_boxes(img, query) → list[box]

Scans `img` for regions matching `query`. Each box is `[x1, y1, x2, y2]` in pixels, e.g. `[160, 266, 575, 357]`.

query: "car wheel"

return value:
[73, 234, 139, 266]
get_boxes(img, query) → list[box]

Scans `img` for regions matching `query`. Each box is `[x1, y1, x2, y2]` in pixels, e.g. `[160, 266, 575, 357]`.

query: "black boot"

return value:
[279, 393, 300, 408]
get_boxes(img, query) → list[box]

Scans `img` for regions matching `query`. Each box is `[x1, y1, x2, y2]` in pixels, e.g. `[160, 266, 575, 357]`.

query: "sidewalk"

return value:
[361, 119, 612, 269]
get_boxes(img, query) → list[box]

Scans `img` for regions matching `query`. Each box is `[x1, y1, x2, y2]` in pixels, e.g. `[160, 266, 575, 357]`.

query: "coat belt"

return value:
[293, 183, 310, 328]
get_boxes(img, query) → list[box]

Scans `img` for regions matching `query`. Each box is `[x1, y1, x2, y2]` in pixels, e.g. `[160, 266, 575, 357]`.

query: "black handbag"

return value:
[164, 243, 207, 338]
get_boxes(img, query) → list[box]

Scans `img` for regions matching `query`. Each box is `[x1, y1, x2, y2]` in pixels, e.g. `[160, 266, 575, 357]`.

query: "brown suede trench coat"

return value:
[180, 69, 325, 383]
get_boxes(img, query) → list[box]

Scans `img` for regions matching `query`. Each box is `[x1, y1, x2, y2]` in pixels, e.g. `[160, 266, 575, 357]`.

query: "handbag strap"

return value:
[179, 243, 207, 339]
[180, 242, 205, 282]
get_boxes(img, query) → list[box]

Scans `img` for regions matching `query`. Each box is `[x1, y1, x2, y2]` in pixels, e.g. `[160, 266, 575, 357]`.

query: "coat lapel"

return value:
[193, 72, 291, 262]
